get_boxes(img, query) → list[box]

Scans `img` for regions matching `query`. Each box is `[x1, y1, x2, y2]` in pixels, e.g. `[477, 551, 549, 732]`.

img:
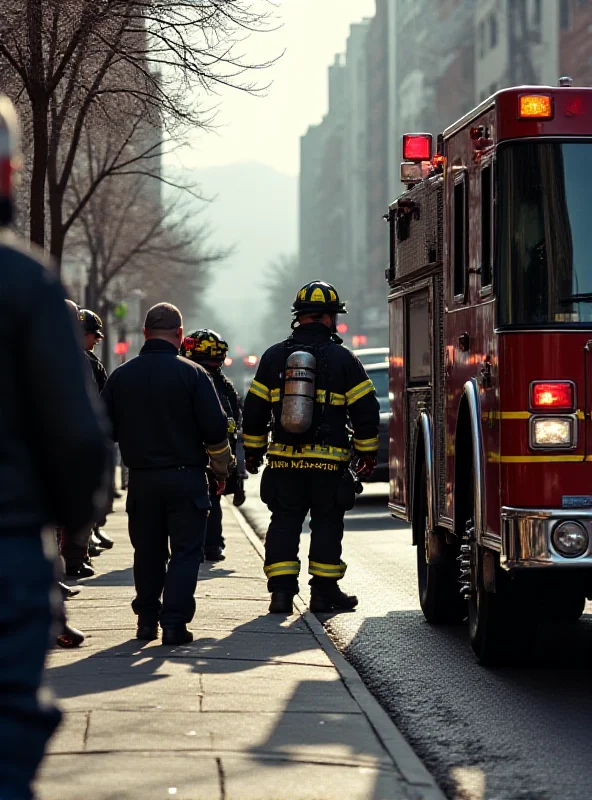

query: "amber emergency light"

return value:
[519, 94, 553, 120]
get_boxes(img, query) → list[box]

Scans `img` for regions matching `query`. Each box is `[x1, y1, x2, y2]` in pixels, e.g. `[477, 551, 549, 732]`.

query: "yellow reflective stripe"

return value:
[270, 388, 281, 403]
[315, 390, 346, 406]
[308, 560, 347, 578]
[207, 443, 230, 456]
[267, 442, 351, 463]
[264, 560, 300, 577]
[500, 455, 584, 463]
[482, 410, 586, 421]
[346, 380, 374, 405]
[354, 437, 379, 452]
[243, 433, 267, 448]
[249, 380, 271, 402]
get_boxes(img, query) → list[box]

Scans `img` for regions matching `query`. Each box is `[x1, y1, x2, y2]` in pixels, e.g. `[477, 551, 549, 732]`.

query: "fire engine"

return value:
[386, 78, 592, 664]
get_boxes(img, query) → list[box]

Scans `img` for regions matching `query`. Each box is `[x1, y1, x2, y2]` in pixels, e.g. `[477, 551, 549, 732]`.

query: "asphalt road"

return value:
[240, 477, 592, 800]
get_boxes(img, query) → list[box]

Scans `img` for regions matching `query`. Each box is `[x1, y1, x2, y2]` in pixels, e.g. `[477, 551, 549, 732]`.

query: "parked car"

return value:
[362, 362, 389, 482]
[353, 347, 388, 366]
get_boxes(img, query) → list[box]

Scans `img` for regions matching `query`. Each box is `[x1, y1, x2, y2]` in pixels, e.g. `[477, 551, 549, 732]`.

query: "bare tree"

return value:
[0, 1, 276, 264]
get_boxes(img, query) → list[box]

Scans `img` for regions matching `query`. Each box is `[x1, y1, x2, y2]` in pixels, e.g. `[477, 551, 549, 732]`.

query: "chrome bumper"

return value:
[501, 507, 592, 569]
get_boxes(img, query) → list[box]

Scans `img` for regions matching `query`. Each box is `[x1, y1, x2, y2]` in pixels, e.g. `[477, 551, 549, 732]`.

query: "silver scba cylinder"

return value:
[280, 350, 317, 434]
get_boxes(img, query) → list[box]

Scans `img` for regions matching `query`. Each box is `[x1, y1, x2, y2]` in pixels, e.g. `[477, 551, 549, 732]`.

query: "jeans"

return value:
[0, 531, 61, 799]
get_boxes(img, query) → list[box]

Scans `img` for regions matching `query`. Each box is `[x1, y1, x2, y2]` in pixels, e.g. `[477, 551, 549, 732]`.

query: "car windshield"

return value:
[497, 141, 592, 326]
[368, 367, 389, 411]
[355, 349, 388, 365]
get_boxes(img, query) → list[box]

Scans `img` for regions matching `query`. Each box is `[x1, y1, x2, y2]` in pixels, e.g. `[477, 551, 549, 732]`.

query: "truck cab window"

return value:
[481, 164, 493, 289]
[453, 176, 467, 299]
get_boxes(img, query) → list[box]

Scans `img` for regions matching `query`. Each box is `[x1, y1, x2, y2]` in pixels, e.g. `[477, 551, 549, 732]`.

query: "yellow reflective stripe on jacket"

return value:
[346, 379, 374, 405]
[243, 433, 268, 449]
[315, 390, 346, 406]
[264, 560, 300, 577]
[249, 380, 271, 402]
[207, 442, 230, 456]
[308, 560, 347, 578]
[267, 442, 351, 463]
[270, 388, 281, 403]
[354, 437, 380, 452]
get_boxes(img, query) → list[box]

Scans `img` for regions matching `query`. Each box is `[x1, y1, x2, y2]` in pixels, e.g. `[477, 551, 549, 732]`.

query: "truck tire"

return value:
[465, 471, 537, 665]
[544, 592, 586, 623]
[414, 462, 464, 624]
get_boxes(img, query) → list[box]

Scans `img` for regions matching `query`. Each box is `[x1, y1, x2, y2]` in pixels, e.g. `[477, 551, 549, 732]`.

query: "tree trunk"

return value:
[49, 191, 65, 268]
[29, 100, 49, 249]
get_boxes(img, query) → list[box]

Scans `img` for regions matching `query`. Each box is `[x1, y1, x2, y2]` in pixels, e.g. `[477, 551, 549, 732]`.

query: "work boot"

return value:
[93, 528, 114, 550]
[310, 585, 358, 613]
[136, 619, 159, 641]
[233, 484, 246, 507]
[56, 622, 85, 648]
[88, 535, 102, 558]
[162, 625, 193, 646]
[65, 561, 95, 579]
[269, 591, 295, 614]
[204, 546, 225, 563]
[59, 582, 81, 600]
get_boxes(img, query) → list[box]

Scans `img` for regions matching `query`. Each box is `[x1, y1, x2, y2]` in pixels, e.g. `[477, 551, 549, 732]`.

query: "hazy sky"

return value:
[170, 0, 376, 176]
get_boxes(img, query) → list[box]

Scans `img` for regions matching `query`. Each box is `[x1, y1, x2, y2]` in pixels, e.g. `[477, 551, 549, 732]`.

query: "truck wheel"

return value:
[467, 524, 536, 666]
[415, 463, 464, 624]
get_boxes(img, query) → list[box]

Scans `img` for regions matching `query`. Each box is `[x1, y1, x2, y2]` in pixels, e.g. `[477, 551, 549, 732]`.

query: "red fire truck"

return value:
[386, 78, 592, 664]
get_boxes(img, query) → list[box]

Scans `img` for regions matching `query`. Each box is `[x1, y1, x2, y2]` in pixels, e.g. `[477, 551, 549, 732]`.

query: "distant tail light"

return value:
[530, 381, 574, 412]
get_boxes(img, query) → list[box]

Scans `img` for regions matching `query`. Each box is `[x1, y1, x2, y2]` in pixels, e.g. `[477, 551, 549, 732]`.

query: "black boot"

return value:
[162, 625, 193, 645]
[59, 582, 81, 600]
[204, 546, 225, 562]
[65, 561, 95, 578]
[310, 585, 358, 613]
[136, 618, 159, 641]
[269, 591, 295, 614]
[94, 528, 114, 550]
[56, 622, 85, 648]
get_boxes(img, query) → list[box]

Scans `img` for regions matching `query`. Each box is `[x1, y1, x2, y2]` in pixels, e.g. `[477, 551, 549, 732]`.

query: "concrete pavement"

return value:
[36, 495, 435, 800]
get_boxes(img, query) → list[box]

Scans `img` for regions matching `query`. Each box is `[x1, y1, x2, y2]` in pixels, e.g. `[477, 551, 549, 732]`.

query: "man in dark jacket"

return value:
[101, 303, 232, 645]
[242, 281, 380, 615]
[0, 96, 111, 800]
[182, 328, 244, 562]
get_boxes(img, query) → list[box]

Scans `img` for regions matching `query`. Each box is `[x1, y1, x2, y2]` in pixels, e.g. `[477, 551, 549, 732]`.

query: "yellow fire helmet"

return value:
[182, 329, 229, 364]
[291, 281, 347, 315]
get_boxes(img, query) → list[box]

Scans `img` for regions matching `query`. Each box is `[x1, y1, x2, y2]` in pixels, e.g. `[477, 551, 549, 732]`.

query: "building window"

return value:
[479, 20, 485, 58]
[560, 0, 570, 28]
[490, 13, 498, 48]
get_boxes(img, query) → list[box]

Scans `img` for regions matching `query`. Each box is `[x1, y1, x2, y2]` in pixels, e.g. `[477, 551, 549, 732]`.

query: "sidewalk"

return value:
[36, 497, 435, 800]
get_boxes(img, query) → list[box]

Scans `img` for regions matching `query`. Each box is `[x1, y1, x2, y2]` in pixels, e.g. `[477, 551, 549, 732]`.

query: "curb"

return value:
[226, 500, 447, 800]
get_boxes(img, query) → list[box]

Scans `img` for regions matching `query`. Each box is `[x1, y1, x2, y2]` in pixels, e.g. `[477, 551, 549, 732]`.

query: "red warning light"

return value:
[114, 341, 129, 355]
[352, 335, 368, 347]
[244, 355, 259, 367]
[531, 382, 574, 411]
[402, 133, 432, 162]
[224, 356, 233, 367]
[337, 323, 348, 334]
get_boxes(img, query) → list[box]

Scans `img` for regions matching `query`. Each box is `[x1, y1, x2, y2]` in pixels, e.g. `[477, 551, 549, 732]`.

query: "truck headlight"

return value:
[552, 521, 589, 558]
[530, 416, 575, 449]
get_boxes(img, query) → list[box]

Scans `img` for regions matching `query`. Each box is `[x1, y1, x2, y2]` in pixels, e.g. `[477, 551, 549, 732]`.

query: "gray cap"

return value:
[144, 303, 182, 331]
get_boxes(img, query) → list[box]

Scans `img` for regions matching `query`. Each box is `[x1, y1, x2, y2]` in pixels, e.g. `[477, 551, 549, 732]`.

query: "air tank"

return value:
[280, 350, 317, 434]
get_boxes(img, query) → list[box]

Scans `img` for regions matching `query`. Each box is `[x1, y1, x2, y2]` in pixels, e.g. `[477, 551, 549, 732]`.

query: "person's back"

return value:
[0, 96, 110, 800]
[101, 304, 232, 645]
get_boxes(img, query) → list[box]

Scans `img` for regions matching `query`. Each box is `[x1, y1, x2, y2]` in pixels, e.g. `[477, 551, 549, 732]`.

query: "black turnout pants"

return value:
[260, 465, 356, 593]
[205, 477, 224, 551]
[126, 467, 209, 627]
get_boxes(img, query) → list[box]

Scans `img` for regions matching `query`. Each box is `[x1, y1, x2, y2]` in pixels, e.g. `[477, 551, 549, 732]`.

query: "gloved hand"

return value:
[245, 454, 263, 475]
[215, 479, 226, 496]
[353, 453, 377, 478]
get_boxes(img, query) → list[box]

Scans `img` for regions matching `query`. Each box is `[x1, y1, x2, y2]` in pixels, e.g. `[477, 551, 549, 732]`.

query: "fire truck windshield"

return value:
[497, 140, 592, 327]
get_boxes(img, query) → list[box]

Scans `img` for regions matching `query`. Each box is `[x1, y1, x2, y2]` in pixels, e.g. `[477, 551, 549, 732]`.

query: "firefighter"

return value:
[182, 328, 245, 561]
[242, 280, 380, 614]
